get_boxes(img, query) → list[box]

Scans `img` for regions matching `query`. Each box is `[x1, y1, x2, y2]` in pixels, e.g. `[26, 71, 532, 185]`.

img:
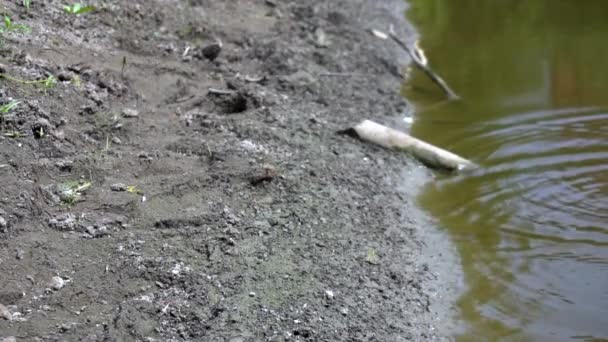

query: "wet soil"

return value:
[0, 0, 448, 341]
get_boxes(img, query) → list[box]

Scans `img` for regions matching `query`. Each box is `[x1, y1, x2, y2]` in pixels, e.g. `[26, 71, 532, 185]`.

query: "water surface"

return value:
[405, 1, 608, 340]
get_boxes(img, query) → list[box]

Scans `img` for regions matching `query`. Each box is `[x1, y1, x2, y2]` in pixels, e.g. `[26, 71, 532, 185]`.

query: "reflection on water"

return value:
[405, 1, 608, 340]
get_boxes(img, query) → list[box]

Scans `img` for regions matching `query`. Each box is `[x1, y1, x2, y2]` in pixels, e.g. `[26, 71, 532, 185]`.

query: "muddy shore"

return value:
[0, 0, 457, 340]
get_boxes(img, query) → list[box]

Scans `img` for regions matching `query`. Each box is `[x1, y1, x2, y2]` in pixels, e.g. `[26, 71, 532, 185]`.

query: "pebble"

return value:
[121, 108, 139, 118]
[48, 213, 77, 231]
[0, 63, 6, 73]
[201, 41, 222, 61]
[15, 249, 24, 260]
[248, 292, 256, 297]
[1, 337, 16, 342]
[250, 163, 278, 185]
[86, 226, 97, 236]
[110, 183, 127, 192]
[315, 27, 330, 47]
[281, 70, 316, 87]
[0, 216, 6, 228]
[325, 290, 334, 300]
[0, 303, 12, 321]
[49, 276, 65, 290]
[55, 159, 74, 171]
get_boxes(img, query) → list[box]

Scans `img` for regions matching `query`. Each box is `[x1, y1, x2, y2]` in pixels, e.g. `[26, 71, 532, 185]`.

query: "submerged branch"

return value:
[387, 32, 460, 100]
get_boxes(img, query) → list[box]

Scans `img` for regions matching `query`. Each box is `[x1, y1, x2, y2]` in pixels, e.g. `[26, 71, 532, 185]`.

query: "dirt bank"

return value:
[0, 0, 453, 340]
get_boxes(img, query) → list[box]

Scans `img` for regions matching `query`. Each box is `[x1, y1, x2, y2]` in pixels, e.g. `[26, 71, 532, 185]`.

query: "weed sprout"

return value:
[63, 3, 95, 15]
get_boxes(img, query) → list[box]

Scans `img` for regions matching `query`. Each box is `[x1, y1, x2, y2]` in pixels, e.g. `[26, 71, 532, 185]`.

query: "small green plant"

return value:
[3, 130, 25, 138]
[23, 0, 32, 11]
[41, 75, 57, 90]
[365, 248, 379, 264]
[58, 181, 92, 206]
[126, 185, 144, 195]
[35, 126, 45, 138]
[71, 74, 82, 87]
[102, 134, 111, 152]
[0, 15, 31, 34]
[63, 3, 95, 15]
[0, 100, 20, 114]
[0, 100, 20, 122]
[0, 73, 56, 91]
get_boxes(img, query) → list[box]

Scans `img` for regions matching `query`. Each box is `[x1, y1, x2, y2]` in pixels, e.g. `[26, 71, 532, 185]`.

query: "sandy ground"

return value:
[0, 0, 456, 341]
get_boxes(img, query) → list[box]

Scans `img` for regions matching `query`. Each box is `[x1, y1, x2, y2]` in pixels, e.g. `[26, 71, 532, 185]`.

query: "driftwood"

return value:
[386, 32, 460, 100]
[349, 120, 474, 171]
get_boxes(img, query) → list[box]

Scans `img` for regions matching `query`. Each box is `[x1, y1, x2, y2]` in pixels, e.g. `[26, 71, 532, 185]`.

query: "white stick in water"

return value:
[352, 120, 474, 171]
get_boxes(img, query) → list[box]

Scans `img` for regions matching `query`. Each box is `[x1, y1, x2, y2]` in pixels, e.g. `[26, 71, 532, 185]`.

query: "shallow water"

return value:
[405, 1, 608, 340]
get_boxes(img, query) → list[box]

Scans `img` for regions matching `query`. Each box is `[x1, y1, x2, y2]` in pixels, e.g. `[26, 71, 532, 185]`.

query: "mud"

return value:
[0, 0, 452, 341]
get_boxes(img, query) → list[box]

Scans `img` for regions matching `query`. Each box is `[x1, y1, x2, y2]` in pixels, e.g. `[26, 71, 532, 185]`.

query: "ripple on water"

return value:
[419, 107, 608, 337]
[407, 1, 608, 339]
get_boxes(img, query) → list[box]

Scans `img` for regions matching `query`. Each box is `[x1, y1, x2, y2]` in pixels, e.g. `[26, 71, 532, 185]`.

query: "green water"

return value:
[405, 1, 608, 341]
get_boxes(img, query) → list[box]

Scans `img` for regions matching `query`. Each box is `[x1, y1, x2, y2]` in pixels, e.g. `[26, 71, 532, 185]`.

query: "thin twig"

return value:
[207, 88, 236, 96]
[244, 75, 266, 83]
[387, 32, 460, 100]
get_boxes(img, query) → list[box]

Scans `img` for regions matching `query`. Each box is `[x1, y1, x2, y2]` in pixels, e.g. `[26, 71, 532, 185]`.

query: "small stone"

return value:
[0, 63, 6, 73]
[314, 27, 330, 47]
[110, 183, 127, 192]
[0, 303, 12, 321]
[48, 213, 77, 231]
[121, 108, 139, 118]
[86, 226, 97, 236]
[250, 163, 278, 185]
[281, 70, 316, 87]
[340, 307, 348, 315]
[15, 249, 24, 260]
[248, 292, 256, 297]
[0, 216, 7, 228]
[201, 41, 222, 61]
[97, 226, 109, 236]
[1, 337, 16, 342]
[325, 290, 334, 299]
[55, 159, 73, 171]
[138, 152, 152, 160]
[49, 276, 65, 290]
[111, 137, 122, 145]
